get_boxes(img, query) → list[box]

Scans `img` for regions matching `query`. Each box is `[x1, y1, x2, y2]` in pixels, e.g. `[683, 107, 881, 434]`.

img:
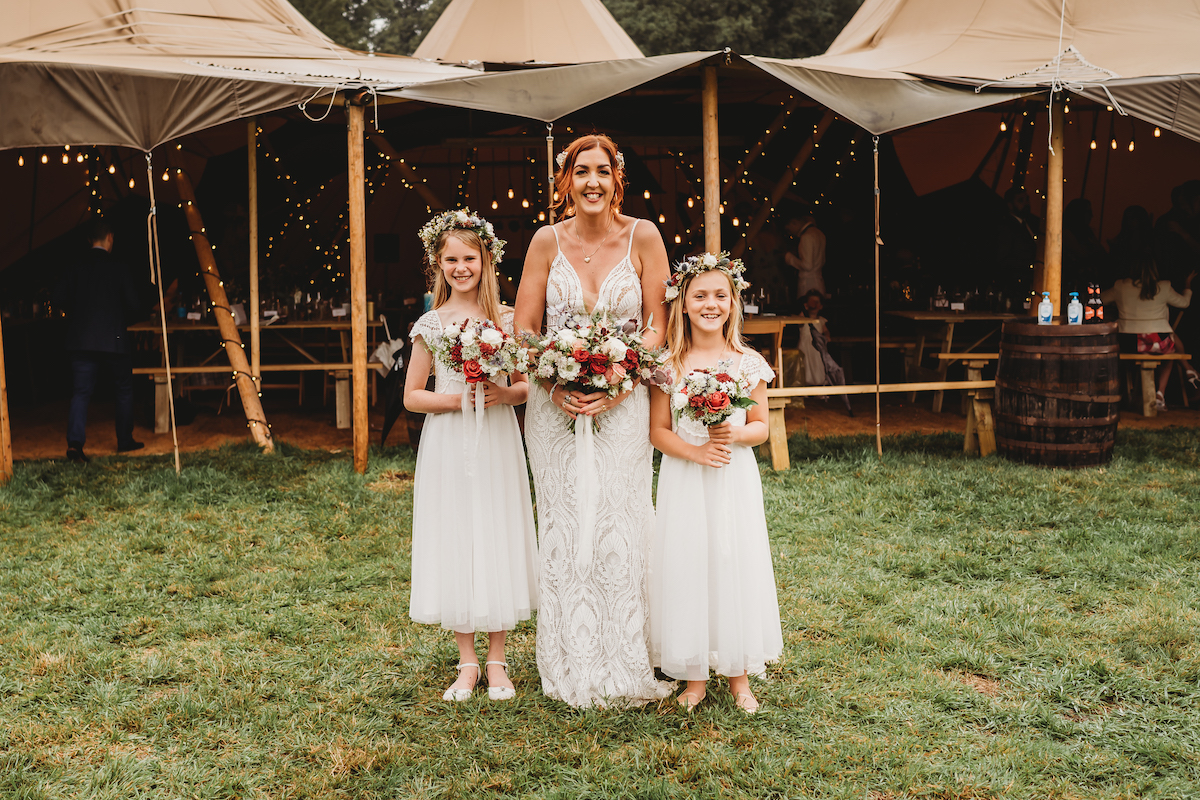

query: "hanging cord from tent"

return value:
[301, 84, 380, 128]
[873, 135, 883, 459]
[145, 151, 182, 475]
[546, 123, 556, 224]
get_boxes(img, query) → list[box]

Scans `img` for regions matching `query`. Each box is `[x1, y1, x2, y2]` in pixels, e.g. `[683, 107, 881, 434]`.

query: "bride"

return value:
[515, 134, 673, 707]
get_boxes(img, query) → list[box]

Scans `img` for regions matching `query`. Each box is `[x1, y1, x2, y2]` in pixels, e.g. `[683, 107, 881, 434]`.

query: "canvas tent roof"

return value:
[412, 0, 643, 64]
[0, 0, 474, 151]
[793, 0, 1200, 143]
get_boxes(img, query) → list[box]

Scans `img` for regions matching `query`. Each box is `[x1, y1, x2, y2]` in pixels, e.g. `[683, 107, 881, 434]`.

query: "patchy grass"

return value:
[0, 430, 1198, 799]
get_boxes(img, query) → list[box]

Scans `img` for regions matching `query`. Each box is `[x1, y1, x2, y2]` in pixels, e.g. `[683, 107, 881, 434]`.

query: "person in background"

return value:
[796, 290, 852, 415]
[784, 211, 826, 304]
[995, 187, 1039, 300]
[53, 219, 146, 462]
[1101, 250, 1196, 410]
[1063, 198, 1107, 293]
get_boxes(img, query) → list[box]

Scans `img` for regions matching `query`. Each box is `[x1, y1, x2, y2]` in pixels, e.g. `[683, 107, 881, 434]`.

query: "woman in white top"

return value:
[1101, 257, 1196, 407]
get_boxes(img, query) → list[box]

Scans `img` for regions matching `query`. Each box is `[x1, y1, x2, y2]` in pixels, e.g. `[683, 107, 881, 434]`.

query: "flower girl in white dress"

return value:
[648, 254, 784, 713]
[404, 210, 538, 702]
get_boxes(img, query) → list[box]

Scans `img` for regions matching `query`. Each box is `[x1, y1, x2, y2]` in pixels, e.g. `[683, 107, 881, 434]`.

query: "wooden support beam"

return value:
[702, 66, 721, 253]
[722, 96, 800, 200]
[175, 170, 274, 453]
[1043, 94, 1066, 315]
[368, 132, 447, 212]
[248, 119, 261, 380]
[0, 314, 12, 484]
[731, 109, 836, 259]
[349, 101, 370, 474]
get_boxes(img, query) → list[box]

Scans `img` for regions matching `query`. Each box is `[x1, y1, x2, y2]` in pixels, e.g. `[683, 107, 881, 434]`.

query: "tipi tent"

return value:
[412, 0, 643, 64]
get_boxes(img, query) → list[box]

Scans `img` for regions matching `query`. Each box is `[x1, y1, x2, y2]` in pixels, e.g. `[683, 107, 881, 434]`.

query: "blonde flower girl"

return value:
[648, 253, 784, 713]
[404, 210, 538, 702]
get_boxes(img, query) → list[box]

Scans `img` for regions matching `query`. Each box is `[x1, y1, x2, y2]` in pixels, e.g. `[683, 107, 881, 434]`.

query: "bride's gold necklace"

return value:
[574, 215, 615, 264]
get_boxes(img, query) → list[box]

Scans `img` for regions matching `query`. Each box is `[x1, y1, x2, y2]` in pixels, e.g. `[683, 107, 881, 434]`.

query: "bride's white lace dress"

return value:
[525, 221, 673, 708]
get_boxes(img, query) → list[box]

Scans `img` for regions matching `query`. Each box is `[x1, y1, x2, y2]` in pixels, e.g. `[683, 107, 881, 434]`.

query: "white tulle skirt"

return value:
[649, 428, 783, 680]
[409, 398, 538, 633]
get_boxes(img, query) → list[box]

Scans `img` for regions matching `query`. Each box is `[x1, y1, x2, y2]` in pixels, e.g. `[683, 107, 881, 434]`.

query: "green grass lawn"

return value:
[1, 430, 1198, 799]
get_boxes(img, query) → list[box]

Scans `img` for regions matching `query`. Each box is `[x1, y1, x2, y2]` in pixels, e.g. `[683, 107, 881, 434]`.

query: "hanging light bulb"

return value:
[61, 153, 69, 164]
[76, 153, 84, 163]
[521, 199, 529, 208]
[687, 197, 694, 208]
[1154, 127, 1162, 137]
[674, 234, 682, 244]
[718, 204, 725, 214]
[1090, 140, 1097, 150]
[1000, 121, 1007, 132]
[128, 178, 135, 189]
[732, 217, 740, 227]
[643, 189, 651, 199]
[491, 200, 498, 209]
[658, 214, 666, 223]
[108, 164, 116, 174]
[1129, 140, 1135, 152]
[41, 154, 48, 164]
[1111, 139, 1118, 150]
[507, 188, 514, 199]
[17, 155, 23, 166]
[538, 211, 546, 221]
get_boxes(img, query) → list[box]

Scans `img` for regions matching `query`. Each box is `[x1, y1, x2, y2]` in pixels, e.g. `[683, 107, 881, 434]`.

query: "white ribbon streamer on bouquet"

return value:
[460, 382, 486, 476]
[574, 416, 599, 572]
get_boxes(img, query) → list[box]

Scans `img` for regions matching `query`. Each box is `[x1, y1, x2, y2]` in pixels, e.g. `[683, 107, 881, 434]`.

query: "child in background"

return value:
[648, 253, 784, 714]
[404, 210, 537, 702]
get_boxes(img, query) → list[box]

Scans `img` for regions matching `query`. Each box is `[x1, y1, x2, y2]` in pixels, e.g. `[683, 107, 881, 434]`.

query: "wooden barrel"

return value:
[995, 320, 1120, 467]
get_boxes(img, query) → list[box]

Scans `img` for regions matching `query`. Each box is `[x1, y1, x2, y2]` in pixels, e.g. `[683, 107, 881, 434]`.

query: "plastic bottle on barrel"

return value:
[1085, 282, 1106, 324]
[1037, 291, 1054, 325]
[1067, 292, 1083, 325]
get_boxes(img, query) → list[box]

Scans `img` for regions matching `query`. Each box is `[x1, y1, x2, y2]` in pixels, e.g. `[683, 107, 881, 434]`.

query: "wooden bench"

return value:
[828, 336, 944, 383]
[1119, 353, 1191, 417]
[761, 378, 995, 470]
[134, 363, 355, 433]
[935, 353, 999, 456]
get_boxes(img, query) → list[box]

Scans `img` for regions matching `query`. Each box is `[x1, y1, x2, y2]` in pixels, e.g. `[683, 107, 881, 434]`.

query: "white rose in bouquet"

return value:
[671, 391, 687, 410]
[601, 337, 628, 361]
[480, 327, 504, 347]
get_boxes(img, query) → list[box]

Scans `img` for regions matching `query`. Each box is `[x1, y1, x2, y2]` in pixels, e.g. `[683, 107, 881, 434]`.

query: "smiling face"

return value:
[684, 270, 734, 336]
[570, 146, 616, 219]
[437, 233, 483, 299]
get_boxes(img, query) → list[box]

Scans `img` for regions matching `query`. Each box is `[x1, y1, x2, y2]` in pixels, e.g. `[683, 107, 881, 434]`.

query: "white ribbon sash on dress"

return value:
[574, 415, 598, 571]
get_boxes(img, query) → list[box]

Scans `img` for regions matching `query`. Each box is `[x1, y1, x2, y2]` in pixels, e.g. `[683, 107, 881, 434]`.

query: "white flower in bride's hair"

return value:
[480, 327, 504, 346]
[702, 253, 718, 268]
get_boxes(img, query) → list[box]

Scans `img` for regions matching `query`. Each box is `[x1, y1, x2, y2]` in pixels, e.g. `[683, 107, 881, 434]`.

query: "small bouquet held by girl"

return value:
[671, 361, 757, 427]
[426, 317, 525, 387]
[526, 309, 663, 430]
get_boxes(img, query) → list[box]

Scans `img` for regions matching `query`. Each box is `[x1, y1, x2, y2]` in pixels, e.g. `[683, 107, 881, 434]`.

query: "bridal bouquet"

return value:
[670, 360, 757, 426]
[428, 318, 524, 383]
[526, 310, 663, 426]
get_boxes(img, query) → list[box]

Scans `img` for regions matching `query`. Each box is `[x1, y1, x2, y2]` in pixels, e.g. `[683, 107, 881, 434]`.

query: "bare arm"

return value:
[634, 219, 670, 348]
[403, 337, 461, 414]
[649, 386, 732, 468]
[514, 226, 557, 337]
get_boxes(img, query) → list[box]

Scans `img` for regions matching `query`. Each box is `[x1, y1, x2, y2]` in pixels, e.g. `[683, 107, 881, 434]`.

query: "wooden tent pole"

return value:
[1043, 93, 1066, 315]
[175, 170, 274, 452]
[731, 109, 835, 259]
[702, 66, 721, 252]
[546, 123, 557, 224]
[248, 119, 261, 380]
[347, 97, 370, 475]
[0, 315, 12, 484]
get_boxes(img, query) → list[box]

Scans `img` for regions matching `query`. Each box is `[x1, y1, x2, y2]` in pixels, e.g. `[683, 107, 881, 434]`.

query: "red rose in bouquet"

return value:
[572, 348, 591, 364]
[589, 353, 610, 374]
[705, 391, 731, 413]
[462, 360, 485, 383]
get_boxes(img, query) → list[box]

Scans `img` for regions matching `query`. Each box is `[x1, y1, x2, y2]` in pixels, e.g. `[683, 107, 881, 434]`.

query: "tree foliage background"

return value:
[291, 0, 864, 58]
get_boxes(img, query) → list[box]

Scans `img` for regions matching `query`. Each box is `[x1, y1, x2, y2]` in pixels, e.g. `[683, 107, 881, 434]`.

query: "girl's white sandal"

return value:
[485, 661, 515, 701]
[442, 663, 480, 702]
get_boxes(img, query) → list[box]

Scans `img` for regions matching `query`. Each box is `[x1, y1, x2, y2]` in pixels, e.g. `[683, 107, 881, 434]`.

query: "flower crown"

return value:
[418, 208, 505, 268]
[663, 252, 750, 302]
[556, 148, 626, 172]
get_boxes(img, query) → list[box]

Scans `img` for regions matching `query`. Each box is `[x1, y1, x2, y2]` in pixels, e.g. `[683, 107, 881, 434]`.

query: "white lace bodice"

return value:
[410, 307, 515, 394]
[668, 351, 776, 442]
[545, 220, 643, 329]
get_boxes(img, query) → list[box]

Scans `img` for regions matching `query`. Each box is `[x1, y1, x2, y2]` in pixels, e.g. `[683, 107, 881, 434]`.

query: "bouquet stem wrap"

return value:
[460, 383, 486, 476]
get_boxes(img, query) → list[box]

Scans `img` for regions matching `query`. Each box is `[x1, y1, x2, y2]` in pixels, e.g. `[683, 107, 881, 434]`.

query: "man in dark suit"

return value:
[54, 219, 146, 462]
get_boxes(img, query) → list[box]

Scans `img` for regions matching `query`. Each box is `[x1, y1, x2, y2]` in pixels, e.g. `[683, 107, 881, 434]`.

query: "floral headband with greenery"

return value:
[663, 252, 750, 302]
[418, 208, 505, 268]
[556, 148, 626, 172]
